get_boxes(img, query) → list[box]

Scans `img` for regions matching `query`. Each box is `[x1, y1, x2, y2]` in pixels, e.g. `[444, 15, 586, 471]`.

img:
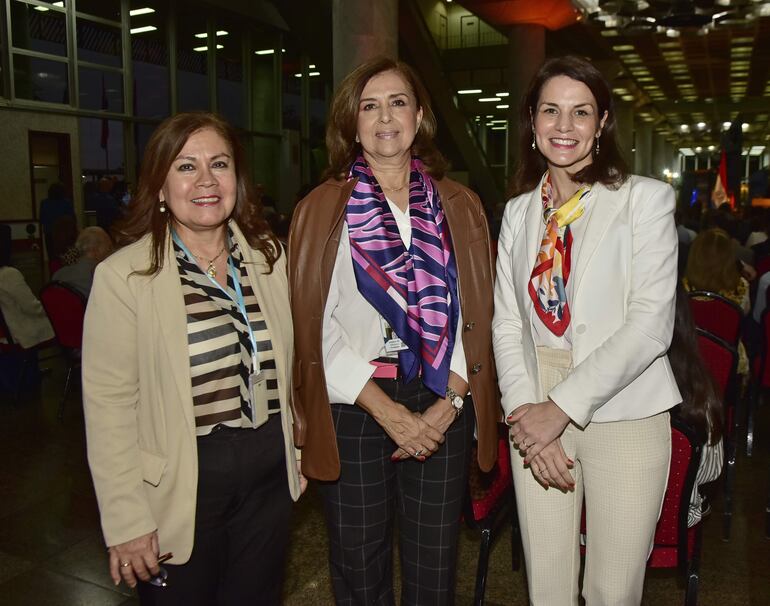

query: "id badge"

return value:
[380, 317, 408, 354]
[248, 370, 269, 429]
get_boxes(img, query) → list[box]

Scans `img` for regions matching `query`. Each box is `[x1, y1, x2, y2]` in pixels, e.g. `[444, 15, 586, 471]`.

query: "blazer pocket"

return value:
[140, 449, 167, 487]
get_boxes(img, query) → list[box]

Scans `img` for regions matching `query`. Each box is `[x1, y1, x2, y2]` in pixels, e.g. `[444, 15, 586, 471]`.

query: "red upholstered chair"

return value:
[647, 416, 704, 606]
[464, 424, 519, 606]
[695, 328, 738, 540]
[39, 281, 87, 418]
[687, 290, 743, 347]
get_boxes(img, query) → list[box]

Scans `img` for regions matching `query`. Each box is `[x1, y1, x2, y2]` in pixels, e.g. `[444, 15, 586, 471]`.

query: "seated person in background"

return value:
[669, 286, 724, 527]
[52, 227, 113, 299]
[684, 228, 750, 375]
[0, 225, 54, 349]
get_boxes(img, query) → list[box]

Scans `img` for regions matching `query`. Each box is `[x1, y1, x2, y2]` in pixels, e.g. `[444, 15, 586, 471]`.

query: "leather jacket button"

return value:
[464, 321, 475, 331]
[470, 363, 482, 374]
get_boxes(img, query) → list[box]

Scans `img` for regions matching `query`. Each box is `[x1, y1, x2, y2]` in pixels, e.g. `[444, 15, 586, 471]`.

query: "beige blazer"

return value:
[82, 222, 300, 564]
[493, 174, 682, 428]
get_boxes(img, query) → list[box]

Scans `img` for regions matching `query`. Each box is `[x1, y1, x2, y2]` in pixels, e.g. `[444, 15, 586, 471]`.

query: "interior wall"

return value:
[0, 108, 83, 224]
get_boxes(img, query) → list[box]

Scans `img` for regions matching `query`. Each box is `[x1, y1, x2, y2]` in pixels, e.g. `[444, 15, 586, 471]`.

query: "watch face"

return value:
[452, 396, 464, 408]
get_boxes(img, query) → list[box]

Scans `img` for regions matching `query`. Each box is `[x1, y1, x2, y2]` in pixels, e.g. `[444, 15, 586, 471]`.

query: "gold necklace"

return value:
[381, 182, 408, 193]
[192, 245, 227, 278]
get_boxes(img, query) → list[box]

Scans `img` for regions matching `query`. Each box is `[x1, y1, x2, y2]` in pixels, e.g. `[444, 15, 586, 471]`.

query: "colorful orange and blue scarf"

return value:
[528, 173, 590, 336]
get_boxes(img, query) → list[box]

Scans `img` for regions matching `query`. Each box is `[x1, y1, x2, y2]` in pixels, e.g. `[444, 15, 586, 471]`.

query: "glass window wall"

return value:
[176, 6, 210, 112]
[130, 0, 169, 118]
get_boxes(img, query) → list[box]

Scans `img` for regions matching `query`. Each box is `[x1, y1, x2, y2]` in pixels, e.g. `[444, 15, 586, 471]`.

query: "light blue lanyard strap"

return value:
[171, 229, 259, 373]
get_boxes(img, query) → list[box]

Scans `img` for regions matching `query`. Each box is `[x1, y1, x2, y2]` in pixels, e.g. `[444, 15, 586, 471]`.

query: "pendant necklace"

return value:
[192, 245, 227, 278]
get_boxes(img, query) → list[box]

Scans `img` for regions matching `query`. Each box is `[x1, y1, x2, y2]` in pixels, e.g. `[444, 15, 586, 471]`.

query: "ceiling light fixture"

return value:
[130, 25, 157, 34]
[478, 97, 501, 103]
[129, 7, 155, 16]
[457, 89, 482, 94]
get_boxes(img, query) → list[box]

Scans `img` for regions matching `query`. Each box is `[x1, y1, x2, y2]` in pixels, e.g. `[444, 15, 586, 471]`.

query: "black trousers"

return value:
[136, 414, 291, 606]
[318, 376, 475, 606]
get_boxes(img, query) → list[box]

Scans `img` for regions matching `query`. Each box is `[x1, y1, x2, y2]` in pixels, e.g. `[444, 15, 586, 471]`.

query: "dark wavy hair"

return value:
[113, 112, 280, 274]
[510, 55, 628, 197]
[323, 56, 447, 180]
[668, 284, 724, 446]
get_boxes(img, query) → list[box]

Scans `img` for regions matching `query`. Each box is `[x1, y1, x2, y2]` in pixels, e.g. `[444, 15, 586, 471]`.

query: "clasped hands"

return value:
[507, 400, 575, 492]
[384, 398, 456, 462]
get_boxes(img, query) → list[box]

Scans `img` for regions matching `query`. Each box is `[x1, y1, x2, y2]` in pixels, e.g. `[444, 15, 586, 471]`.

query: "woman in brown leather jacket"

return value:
[288, 57, 498, 605]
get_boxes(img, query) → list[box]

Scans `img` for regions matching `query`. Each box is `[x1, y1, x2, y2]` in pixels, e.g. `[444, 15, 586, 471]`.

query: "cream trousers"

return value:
[512, 346, 671, 606]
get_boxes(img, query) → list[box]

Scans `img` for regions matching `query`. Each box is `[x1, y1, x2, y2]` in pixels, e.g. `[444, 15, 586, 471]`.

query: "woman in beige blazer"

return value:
[83, 112, 304, 606]
[493, 56, 680, 604]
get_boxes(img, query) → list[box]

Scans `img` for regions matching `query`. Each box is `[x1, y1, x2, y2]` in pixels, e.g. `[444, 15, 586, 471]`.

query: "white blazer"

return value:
[493, 174, 681, 427]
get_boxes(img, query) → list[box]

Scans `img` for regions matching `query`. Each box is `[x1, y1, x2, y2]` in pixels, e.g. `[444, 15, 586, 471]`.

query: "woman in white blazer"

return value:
[83, 112, 304, 606]
[493, 56, 680, 605]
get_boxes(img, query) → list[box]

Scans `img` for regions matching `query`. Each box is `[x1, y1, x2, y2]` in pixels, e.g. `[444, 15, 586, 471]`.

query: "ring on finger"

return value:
[414, 449, 423, 456]
[120, 561, 131, 568]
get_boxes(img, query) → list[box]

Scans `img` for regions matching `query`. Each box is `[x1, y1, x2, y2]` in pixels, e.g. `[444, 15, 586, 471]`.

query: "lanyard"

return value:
[172, 230, 260, 374]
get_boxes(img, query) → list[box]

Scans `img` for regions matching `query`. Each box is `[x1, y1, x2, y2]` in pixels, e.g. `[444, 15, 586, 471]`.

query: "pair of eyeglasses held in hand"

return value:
[149, 552, 173, 587]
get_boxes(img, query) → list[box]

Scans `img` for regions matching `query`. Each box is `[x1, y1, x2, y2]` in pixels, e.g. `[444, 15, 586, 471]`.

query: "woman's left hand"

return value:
[507, 400, 570, 462]
[391, 398, 456, 461]
[297, 459, 308, 495]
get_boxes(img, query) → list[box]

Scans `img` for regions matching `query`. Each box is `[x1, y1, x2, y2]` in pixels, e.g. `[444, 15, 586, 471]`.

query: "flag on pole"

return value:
[711, 149, 731, 208]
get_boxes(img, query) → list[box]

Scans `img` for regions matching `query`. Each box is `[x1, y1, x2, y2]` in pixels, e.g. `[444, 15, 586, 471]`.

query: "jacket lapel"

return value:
[435, 177, 464, 242]
[152, 236, 195, 434]
[571, 179, 630, 299]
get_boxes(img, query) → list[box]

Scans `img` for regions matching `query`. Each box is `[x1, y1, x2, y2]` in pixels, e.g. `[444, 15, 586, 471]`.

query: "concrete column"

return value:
[651, 133, 671, 179]
[332, 0, 398, 87]
[507, 24, 545, 172]
[614, 102, 634, 170]
[634, 121, 652, 178]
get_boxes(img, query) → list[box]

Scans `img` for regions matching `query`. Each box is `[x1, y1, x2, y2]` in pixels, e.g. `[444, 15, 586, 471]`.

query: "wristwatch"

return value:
[446, 386, 464, 417]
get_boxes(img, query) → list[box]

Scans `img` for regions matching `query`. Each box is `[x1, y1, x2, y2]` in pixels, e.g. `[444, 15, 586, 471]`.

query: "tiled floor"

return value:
[1, 354, 769, 605]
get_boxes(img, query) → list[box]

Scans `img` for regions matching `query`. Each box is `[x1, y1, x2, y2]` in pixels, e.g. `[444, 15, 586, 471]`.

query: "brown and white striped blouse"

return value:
[174, 233, 280, 436]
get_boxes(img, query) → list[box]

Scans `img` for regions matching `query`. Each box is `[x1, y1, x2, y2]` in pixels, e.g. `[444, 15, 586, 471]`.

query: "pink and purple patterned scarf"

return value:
[346, 155, 458, 397]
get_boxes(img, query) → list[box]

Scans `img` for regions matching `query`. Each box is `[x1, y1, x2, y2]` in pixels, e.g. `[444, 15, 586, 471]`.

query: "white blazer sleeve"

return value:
[549, 180, 678, 427]
[82, 263, 156, 547]
[493, 200, 538, 417]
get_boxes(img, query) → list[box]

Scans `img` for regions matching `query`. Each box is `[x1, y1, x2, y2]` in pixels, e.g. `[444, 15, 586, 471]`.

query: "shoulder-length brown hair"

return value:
[685, 228, 740, 293]
[510, 55, 628, 197]
[324, 56, 447, 180]
[114, 111, 280, 275]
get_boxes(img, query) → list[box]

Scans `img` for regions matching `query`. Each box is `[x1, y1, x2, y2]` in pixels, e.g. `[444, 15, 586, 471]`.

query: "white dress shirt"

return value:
[322, 199, 467, 405]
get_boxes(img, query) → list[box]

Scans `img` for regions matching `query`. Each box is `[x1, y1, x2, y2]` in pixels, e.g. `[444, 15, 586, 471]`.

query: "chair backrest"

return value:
[648, 416, 703, 572]
[39, 281, 87, 350]
[687, 290, 743, 346]
[696, 328, 737, 399]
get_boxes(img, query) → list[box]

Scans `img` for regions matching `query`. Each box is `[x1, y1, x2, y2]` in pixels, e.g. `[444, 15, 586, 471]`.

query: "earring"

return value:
[531, 134, 536, 151]
[159, 201, 166, 213]
[595, 136, 600, 154]
[355, 134, 360, 143]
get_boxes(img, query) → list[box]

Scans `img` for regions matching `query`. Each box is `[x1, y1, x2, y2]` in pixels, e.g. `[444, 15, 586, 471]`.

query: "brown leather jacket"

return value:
[288, 176, 500, 480]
